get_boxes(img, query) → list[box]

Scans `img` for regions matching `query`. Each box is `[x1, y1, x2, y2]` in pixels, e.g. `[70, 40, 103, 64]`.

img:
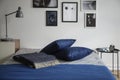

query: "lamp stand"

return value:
[1, 15, 13, 41]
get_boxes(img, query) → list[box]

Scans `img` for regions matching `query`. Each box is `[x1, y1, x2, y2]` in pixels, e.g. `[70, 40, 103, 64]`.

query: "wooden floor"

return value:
[113, 71, 119, 80]
[116, 75, 119, 80]
[115, 75, 119, 80]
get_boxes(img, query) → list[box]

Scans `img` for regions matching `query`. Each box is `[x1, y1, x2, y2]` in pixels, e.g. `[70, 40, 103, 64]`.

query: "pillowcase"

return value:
[55, 47, 93, 61]
[40, 39, 76, 54]
[13, 52, 60, 69]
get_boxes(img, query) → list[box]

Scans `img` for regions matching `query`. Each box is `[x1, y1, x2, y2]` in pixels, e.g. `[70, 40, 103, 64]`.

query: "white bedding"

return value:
[61, 51, 104, 65]
[3, 48, 104, 66]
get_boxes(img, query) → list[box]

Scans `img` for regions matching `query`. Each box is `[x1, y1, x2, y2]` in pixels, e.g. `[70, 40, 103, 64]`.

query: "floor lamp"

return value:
[1, 7, 23, 41]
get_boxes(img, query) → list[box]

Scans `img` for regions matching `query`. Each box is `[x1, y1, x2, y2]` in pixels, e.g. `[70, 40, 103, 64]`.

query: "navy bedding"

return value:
[13, 52, 59, 69]
[0, 64, 115, 80]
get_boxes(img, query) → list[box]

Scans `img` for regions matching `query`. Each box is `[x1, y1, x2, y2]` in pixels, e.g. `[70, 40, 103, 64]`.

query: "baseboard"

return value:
[107, 65, 120, 70]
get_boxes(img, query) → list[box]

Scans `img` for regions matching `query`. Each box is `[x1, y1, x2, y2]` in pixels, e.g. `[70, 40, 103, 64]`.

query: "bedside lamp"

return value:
[1, 7, 23, 41]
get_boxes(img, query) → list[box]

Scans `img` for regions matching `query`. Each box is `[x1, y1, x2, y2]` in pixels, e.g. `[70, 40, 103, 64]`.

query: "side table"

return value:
[0, 39, 20, 63]
[96, 48, 119, 77]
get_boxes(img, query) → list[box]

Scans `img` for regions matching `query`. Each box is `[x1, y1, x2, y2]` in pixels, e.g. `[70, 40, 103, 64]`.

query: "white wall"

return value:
[0, 0, 120, 69]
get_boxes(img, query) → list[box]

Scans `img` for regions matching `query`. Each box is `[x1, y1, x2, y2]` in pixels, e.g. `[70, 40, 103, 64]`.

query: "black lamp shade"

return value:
[16, 7, 23, 18]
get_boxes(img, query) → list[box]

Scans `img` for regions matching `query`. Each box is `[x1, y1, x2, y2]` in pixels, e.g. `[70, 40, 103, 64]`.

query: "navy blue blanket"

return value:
[13, 52, 58, 69]
[0, 64, 115, 80]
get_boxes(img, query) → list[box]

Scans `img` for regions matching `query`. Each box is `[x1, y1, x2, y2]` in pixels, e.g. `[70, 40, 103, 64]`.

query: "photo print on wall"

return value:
[46, 11, 57, 26]
[85, 13, 96, 27]
[82, 0, 96, 11]
[33, 0, 58, 8]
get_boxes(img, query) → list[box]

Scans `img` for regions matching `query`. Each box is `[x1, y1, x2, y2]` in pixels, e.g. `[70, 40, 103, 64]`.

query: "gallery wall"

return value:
[0, 0, 120, 69]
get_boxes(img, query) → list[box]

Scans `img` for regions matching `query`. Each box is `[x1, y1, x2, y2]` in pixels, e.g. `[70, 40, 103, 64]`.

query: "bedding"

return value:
[0, 64, 115, 80]
[3, 48, 103, 66]
[55, 47, 93, 61]
[0, 48, 116, 80]
[40, 39, 76, 54]
[13, 52, 60, 69]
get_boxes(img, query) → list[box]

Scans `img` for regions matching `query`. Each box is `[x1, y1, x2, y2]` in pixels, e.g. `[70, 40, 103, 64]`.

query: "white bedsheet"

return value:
[3, 48, 104, 66]
[61, 51, 104, 65]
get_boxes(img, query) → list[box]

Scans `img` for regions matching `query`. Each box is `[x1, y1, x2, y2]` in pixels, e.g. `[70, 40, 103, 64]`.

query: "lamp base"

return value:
[1, 38, 14, 41]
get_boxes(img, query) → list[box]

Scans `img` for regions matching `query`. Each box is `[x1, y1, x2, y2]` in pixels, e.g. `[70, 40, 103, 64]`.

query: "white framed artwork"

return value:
[33, 0, 58, 8]
[62, 2, 78, 22]
[81, 0, 96, 11]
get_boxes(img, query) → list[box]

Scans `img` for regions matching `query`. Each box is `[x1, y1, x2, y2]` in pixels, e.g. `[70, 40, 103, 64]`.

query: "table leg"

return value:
[100, 52, 102, 58]
[117, 52, 119, 77]
[112, 53, 114, 72]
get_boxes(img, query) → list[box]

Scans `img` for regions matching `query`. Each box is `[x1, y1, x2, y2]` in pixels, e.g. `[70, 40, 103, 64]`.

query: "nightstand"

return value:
[96, 48, 119, 77]
[0, 39, 20, 63]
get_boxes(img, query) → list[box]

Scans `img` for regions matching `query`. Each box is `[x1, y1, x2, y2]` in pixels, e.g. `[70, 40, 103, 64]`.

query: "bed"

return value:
[0, 48, 116, 80]
[0, 39, 116, 80]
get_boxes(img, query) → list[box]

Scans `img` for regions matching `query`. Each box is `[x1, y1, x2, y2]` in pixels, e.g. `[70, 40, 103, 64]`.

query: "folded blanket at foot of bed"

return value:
[13, 52, 60, 69]
[0, 64, 116, 80]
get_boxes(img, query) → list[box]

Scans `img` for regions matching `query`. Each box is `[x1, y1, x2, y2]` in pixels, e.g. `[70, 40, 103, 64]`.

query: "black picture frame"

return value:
[62, 2, 78, 22]
[46, 11, 57, 26]
[33, 0, 58, 8]
[85, 13, 96, 27]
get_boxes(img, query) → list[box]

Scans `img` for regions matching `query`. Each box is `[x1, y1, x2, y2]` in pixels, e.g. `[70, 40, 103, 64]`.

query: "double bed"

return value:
[0, 48, 116, 80]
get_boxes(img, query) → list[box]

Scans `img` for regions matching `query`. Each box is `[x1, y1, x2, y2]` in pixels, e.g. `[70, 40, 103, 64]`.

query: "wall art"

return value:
[82, 0, 96, 11]
[46, 11, 57, 26]
[33, 0, 58, 8]
[85, 13, 96, 27]
[62, 2, 78, 22]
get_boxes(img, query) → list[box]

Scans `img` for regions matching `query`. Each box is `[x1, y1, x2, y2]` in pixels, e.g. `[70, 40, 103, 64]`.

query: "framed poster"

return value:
[46, 11, 57, 26]
[85, 13, 96, 27]
[81, 0, 96, 11]
[62, 2, 78, 22]
[33, 0, 58, 8]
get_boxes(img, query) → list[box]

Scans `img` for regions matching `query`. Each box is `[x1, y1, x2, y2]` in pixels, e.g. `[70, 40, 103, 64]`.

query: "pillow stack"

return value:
[40, 39, 76, 55]
[40, 39, 93, 61]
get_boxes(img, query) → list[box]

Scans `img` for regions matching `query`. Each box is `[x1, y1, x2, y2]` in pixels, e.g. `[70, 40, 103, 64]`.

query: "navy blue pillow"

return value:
[40, 39, 76, 54]
[55, 47, 93, 61]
